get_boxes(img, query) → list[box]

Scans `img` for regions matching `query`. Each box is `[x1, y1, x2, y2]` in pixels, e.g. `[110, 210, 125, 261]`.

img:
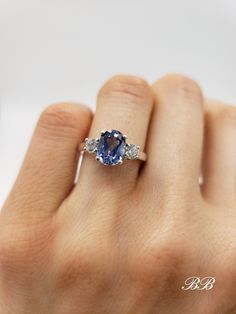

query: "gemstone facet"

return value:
[85, 138, 98, 153]
[96, 130, 126, 165]
[125, 144, 140, 159]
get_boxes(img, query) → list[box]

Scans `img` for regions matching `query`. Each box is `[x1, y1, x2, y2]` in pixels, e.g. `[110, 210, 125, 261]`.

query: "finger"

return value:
[202, 100, 236, 206]
[73, 75, 153, 198]
[2, 103, 92, 219]
[141, 74, 204, 200]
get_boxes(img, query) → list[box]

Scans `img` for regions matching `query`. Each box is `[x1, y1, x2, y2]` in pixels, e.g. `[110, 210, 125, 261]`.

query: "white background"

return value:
[0, 0, 236, 207]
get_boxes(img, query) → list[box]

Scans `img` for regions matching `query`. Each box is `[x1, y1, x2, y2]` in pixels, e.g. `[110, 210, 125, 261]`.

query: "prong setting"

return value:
[117, 158, 123, 165]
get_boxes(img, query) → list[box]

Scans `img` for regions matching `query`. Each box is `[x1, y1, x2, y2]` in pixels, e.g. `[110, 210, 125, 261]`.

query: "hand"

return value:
[0, 74, 236, 314]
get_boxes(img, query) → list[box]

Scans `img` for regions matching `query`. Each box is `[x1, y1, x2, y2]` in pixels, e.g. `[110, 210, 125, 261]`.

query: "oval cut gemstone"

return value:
[97, 130, 126, 165]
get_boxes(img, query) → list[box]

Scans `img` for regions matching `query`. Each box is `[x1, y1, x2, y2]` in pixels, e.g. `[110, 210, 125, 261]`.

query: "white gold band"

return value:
[78, 130, 147, 166]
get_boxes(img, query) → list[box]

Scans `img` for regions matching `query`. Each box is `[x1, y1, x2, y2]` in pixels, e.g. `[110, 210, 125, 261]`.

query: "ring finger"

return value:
[72, 75, 153, 199]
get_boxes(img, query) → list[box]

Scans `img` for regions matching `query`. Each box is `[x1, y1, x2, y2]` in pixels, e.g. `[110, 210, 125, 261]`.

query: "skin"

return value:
[0, 74, 236, 314]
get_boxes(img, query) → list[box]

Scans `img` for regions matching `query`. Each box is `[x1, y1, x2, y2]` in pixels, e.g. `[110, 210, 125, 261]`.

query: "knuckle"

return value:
[0, 236, 29, 271]
[55, 242, 113, 290]
[0, 224, 55, 274]
[156, 73, 203, 103]
[213, 248, 236, 295]
[130, 238, 189, 288]
[38, 103, 91, 138]
[40, 104, 78, 129]
[98, 75, 152, 106]
[215, 105, 236, 127]
[218, 244, 236, 274]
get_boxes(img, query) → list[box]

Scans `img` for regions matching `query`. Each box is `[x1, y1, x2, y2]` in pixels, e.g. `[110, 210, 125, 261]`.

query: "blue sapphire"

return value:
[96, 130, 126, 165]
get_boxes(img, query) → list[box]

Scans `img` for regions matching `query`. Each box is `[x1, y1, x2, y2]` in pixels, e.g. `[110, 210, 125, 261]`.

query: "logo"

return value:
[181, 276, 215, 290]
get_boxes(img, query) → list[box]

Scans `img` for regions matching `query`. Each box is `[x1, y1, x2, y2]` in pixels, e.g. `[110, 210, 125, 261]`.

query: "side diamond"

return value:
[85, 138, 98, 153]
[125, 144, 140, 159]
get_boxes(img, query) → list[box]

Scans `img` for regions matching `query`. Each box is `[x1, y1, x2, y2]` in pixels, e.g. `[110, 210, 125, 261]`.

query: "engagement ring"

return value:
[79, 129, 146, 166]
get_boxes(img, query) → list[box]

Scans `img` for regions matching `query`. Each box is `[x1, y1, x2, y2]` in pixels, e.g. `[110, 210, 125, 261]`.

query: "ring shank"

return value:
[138, 151, 147, 162]
[78, 142, 147, 162]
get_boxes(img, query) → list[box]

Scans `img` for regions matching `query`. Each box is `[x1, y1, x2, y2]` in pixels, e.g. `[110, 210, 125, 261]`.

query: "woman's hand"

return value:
[0, 74, 236, 314]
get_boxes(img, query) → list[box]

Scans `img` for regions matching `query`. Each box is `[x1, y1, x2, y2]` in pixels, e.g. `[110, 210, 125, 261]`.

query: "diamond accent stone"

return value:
[85, 138, 98, 153]
[96, 130, 126, 165]
[126, 144, 139, 159]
